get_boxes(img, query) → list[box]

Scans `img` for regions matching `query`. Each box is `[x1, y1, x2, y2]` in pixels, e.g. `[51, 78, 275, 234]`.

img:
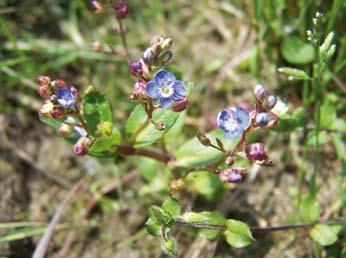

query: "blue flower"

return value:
[57, 87, 78, 109]
[217, 107, 250, 138]
[146, 70, 187, 108]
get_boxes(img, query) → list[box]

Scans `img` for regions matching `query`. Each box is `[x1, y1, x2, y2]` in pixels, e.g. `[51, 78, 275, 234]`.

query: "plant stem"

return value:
[116, 144, 172, 163]
[117, 18, 130, 61]
[174, 219, 341, 234]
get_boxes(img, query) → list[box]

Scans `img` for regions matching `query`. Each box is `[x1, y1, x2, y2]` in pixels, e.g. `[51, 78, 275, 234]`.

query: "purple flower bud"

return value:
[266, 95, 277, 110]
[51, 106, 65, 119]
[245, 143, 267, 161]
[58, 123, 73, 137]
[115, 1, 129, 19]
[37, 76, 51, 86]
[219, 168, 246, 183]
[130, 61, 143, 78]
[73, 137, 91, 156]
[253, 84, 266, 102]
[171, 98, 189, 112]
[255, 112, 269, 126]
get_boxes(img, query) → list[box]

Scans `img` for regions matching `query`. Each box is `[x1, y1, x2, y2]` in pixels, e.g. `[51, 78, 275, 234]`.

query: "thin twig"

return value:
[117, 18, 130, 61]
[32, 178, 85, 258]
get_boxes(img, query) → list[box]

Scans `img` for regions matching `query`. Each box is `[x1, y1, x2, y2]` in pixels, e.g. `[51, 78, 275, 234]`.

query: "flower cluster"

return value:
[37, 76, 91, 156]
[130, 37, 188, 111]
[208, 85, 279, 184]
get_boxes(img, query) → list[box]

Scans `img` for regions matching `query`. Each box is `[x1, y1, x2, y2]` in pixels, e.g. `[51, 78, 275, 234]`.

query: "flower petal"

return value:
[224, 127, 243, 139]
[155, 70, 176, 86]
[230, 107, 250, 130]
[159, 97, 174, 108]
[146, 81, 160, 99]
[172, 80, 186, 100]
[217, 110, 229, 129]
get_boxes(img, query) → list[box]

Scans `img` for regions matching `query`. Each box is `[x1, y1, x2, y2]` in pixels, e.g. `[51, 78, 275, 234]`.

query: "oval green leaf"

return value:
[225, 219, 255, 248]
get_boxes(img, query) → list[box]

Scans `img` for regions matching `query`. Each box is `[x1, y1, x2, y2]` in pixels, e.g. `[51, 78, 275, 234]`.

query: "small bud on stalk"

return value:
[265, 95, 277, 110]
[73, 137, 91, 156]
[245, 143, 267, 161]
[197, 132, 211, 146]
[51, 106, 65, 119]
[37, 76, 51, 86]
[253, 84, 266, 102]
[114, 1, 129, 19]
[171, 98, 189, 112]
[155, 121, 165, 131]
[39, 101, 54, 116]
[130, 61, 144, 78]
[255, 112, 269, 126]
[219, 168, 246, 183]
[58, 123, 73, 137]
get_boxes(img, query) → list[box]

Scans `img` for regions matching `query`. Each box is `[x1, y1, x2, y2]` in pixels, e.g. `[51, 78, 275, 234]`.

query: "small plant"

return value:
[31, 3, 344, 257]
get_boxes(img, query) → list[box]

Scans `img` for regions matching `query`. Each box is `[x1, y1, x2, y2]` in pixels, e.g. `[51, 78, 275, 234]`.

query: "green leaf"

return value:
[148, 206, 172, 226]
[310, 224, 338, 246]
[88, 128, 121, 154]
[164, 111, 186, 142]
[162, 198, 181, 217]
[299, 196, 320, 222]
[182, 212, 211, 223]
[320, 101, 336, 129]
[277, 67, 310, 80]
[126, 105, 181, 147]
[161, 237, 178, 257]
[185, 171, 223, 201]
[225, 219, 255, 248]
[82, 86, 112, 135]
[281, 36, 315, 64]
[145, 218, 161, 237]
[307, 131, 328, 146]
[174, 130, 239, 168]
[198, 212, 227, 240]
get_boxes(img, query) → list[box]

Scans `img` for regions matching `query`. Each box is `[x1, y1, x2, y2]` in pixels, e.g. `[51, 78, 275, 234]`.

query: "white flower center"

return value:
[224, 117, 237, 131]
[159, 84, 174, 98]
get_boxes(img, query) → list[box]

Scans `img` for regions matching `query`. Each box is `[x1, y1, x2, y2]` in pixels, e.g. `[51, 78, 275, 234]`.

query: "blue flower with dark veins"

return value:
[146, 70, 187, 108]
[57, 87, 78, 109]
[217, 107, 250, 138]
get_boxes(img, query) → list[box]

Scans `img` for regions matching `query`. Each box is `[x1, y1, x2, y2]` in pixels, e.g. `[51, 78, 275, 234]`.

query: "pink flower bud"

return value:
[38, 86, 50, 99]
[245, 143, 267, 161]
[92, 41, 103, 51]
[73, 137, 91, 156]
[219, 168, 246, 183]
[115, 1, 129, 19]
[171, 98, 189, 112]
[130, 79, 147, 101]
[37, 76, 51, 86]
[50, 107, 65, 119]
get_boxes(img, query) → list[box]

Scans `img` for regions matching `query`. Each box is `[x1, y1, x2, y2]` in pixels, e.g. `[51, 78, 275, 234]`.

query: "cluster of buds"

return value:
[252, 84, 278, 127]
[37, 76, 91, 156]
[198, 85, 279, 184]
[130, 37, 173, 81]
[38, 76, 79, 119]
[129, 38, 189, 112]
